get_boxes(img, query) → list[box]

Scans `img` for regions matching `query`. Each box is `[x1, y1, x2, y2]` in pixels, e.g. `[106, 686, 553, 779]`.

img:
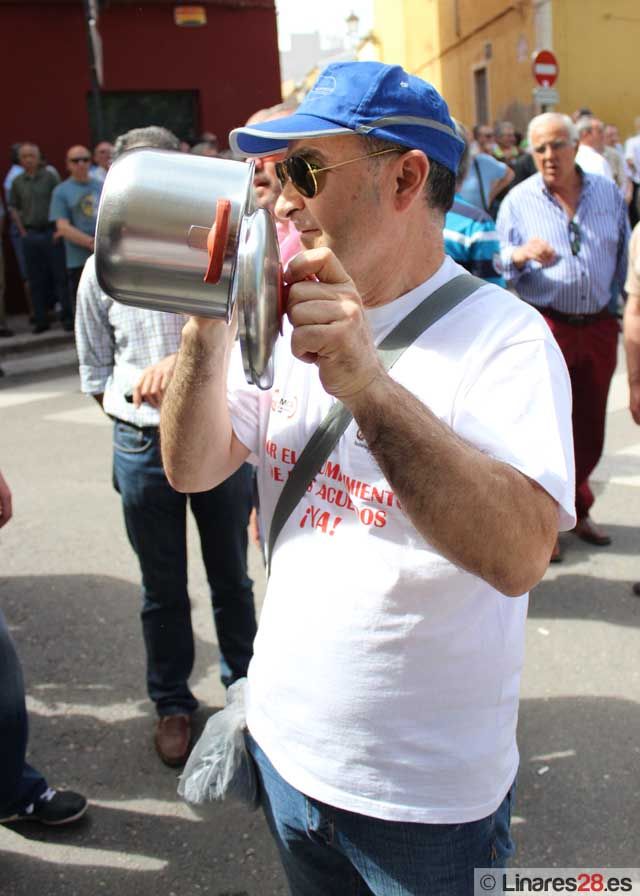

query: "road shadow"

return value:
[1, 799, 286, 896]
[0, 572, 225, 707]
[515, 695, 640, 867]
[0, 573, 285, 896]
[553, 523, 639, 566]
[530, 571, 640, 627]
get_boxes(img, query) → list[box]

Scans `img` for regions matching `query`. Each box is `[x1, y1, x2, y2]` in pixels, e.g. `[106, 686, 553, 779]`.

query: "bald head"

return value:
[66, 144, 92, 182]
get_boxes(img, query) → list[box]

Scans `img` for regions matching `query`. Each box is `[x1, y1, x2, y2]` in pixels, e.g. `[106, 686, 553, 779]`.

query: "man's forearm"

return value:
[58, 222, 94, 250]
[160, 319, 239, 492]
[9, 208, 25, 236]
[346, 373, 557, 596]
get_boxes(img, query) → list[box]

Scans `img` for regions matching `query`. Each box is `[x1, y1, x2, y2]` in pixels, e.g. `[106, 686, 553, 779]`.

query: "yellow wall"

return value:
[373, 0, 537, 132]
[552, 0, 639, 138]
[372, 0, 640, 139]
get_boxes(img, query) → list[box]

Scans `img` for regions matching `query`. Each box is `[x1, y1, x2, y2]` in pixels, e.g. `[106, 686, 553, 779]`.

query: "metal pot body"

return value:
[95, 149, 255, 320]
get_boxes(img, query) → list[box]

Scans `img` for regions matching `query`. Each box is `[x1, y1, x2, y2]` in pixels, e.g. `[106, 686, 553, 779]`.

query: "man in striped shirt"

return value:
[497, 112, 629, 558]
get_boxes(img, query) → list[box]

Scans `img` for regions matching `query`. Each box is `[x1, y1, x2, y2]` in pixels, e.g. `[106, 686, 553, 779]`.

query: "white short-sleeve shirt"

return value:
[228, 256, 575, 824]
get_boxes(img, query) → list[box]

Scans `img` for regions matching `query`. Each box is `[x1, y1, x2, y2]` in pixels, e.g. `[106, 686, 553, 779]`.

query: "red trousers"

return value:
[542, 314, 619, 519]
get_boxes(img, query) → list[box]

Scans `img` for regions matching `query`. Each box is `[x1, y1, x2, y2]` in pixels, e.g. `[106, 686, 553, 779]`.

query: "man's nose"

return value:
[274, 178, 304, 222]
[254, 157, 264, 172]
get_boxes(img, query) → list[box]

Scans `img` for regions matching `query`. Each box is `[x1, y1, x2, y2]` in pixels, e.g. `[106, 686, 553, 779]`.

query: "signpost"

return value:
[533, 86, 559, 106]
[532, 49, 559, 110]
[83, 0, 104, 139]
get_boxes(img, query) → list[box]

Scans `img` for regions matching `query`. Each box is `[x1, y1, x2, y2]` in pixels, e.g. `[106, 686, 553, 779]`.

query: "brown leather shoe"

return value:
[573, 515, 611, 546]
[154, 714, 192, 767]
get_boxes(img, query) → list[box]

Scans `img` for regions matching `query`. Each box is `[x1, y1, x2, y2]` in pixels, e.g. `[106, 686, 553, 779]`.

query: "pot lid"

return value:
[234, 209, 283, 390]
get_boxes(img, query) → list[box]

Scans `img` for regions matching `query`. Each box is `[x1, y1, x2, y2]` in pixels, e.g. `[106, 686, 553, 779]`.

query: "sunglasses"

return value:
[69, 156, 91, 163]
[275, 148, 401, 199]
[532, 139, 571, 155]
[569, 219, 581, 256]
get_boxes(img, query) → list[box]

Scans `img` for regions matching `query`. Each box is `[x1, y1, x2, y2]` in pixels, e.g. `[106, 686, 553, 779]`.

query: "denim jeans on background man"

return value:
[247, 732, 515, 896]
[22, 229, 70, 328]
[0, 608, 48, 815]
[112, 421, 256, 716]
[8, 221, 27, 280]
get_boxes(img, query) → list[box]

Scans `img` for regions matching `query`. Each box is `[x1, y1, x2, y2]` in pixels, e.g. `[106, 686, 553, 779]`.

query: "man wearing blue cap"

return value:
[161, 62, 575, 893]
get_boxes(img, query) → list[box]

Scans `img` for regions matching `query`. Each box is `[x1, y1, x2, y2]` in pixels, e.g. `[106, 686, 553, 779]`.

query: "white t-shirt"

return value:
[228, 256, 575, 824]
[576, 144, 614, 181]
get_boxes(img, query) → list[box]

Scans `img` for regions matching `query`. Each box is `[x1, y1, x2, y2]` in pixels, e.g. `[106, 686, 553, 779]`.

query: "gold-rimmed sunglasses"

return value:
[275, 148, 401, 199]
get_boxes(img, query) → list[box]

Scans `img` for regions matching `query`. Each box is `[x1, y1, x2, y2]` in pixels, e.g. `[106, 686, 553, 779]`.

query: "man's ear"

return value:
[393, 150, 430, 210]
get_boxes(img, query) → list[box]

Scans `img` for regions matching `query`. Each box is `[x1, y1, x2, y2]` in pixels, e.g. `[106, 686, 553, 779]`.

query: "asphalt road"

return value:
[0, 355, 639, 895]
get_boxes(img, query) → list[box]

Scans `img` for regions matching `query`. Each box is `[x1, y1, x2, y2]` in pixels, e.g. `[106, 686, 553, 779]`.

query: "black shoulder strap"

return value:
[474, 157, 489, 214]
[266, 273, 485, 573]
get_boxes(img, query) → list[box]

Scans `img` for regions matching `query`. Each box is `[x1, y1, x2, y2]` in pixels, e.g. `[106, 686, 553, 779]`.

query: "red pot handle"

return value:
[203, 199, 231, 285]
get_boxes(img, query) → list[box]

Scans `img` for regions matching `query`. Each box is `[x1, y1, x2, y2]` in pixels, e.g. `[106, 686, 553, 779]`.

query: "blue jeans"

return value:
[9, 221, 27, 280]
[21, 229, 69, 327]
[0, 609, 47, 815]
[112, 421, 256, 715]
[247, 733, 515, 896]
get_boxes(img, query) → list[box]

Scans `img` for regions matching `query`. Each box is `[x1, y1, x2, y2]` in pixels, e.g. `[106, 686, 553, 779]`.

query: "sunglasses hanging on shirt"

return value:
[569, 220, 581, 256]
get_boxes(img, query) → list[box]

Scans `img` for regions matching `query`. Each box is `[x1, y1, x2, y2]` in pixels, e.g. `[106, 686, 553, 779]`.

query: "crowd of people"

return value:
[2, 60, 640, 893]
[0, 130, 230, 340]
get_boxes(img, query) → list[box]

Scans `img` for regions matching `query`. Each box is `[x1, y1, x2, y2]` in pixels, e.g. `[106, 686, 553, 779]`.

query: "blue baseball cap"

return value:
[229, 61, 463, 174]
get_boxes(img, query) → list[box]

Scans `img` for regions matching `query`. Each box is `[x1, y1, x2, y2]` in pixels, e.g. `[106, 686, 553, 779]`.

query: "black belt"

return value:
[25, 225, 53, 233]
[538, 307, 613, 327]
[111, 416, 158, 435]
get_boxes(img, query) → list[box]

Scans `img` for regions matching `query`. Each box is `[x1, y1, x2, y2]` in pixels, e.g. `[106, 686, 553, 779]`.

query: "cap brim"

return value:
[229, 114, 353, 157]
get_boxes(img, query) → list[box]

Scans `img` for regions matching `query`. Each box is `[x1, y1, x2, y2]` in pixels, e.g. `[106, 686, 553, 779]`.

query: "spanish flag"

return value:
[174, 5, 207, 27]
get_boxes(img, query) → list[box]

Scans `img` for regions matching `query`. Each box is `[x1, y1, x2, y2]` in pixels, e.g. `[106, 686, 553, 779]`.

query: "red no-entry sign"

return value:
[532, 49, 558, 87]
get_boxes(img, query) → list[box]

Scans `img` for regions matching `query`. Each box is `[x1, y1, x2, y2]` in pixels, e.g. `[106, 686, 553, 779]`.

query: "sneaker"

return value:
[0, 788, 88, 826]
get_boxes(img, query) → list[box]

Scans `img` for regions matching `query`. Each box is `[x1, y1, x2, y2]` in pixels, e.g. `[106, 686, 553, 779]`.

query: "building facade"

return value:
[370, 0, 639, 138]
[0, 0, 281, 310]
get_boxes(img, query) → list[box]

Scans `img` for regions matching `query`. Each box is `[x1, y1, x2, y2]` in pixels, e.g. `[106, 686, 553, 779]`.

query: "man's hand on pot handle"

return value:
[284, 248, 384, 403]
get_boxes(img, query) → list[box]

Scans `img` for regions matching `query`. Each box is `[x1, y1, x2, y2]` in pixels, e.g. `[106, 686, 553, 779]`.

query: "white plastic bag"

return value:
[178, 678, 259, 810]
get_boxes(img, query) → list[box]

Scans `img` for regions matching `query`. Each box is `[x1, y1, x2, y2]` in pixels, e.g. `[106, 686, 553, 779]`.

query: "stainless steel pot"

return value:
[95, 148, 282, 389]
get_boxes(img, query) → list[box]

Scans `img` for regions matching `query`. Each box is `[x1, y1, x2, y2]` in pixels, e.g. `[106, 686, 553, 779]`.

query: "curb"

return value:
[0, 347, 78, 380]
[0, 330, 75, 358]
[0, 314, 77, 379]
